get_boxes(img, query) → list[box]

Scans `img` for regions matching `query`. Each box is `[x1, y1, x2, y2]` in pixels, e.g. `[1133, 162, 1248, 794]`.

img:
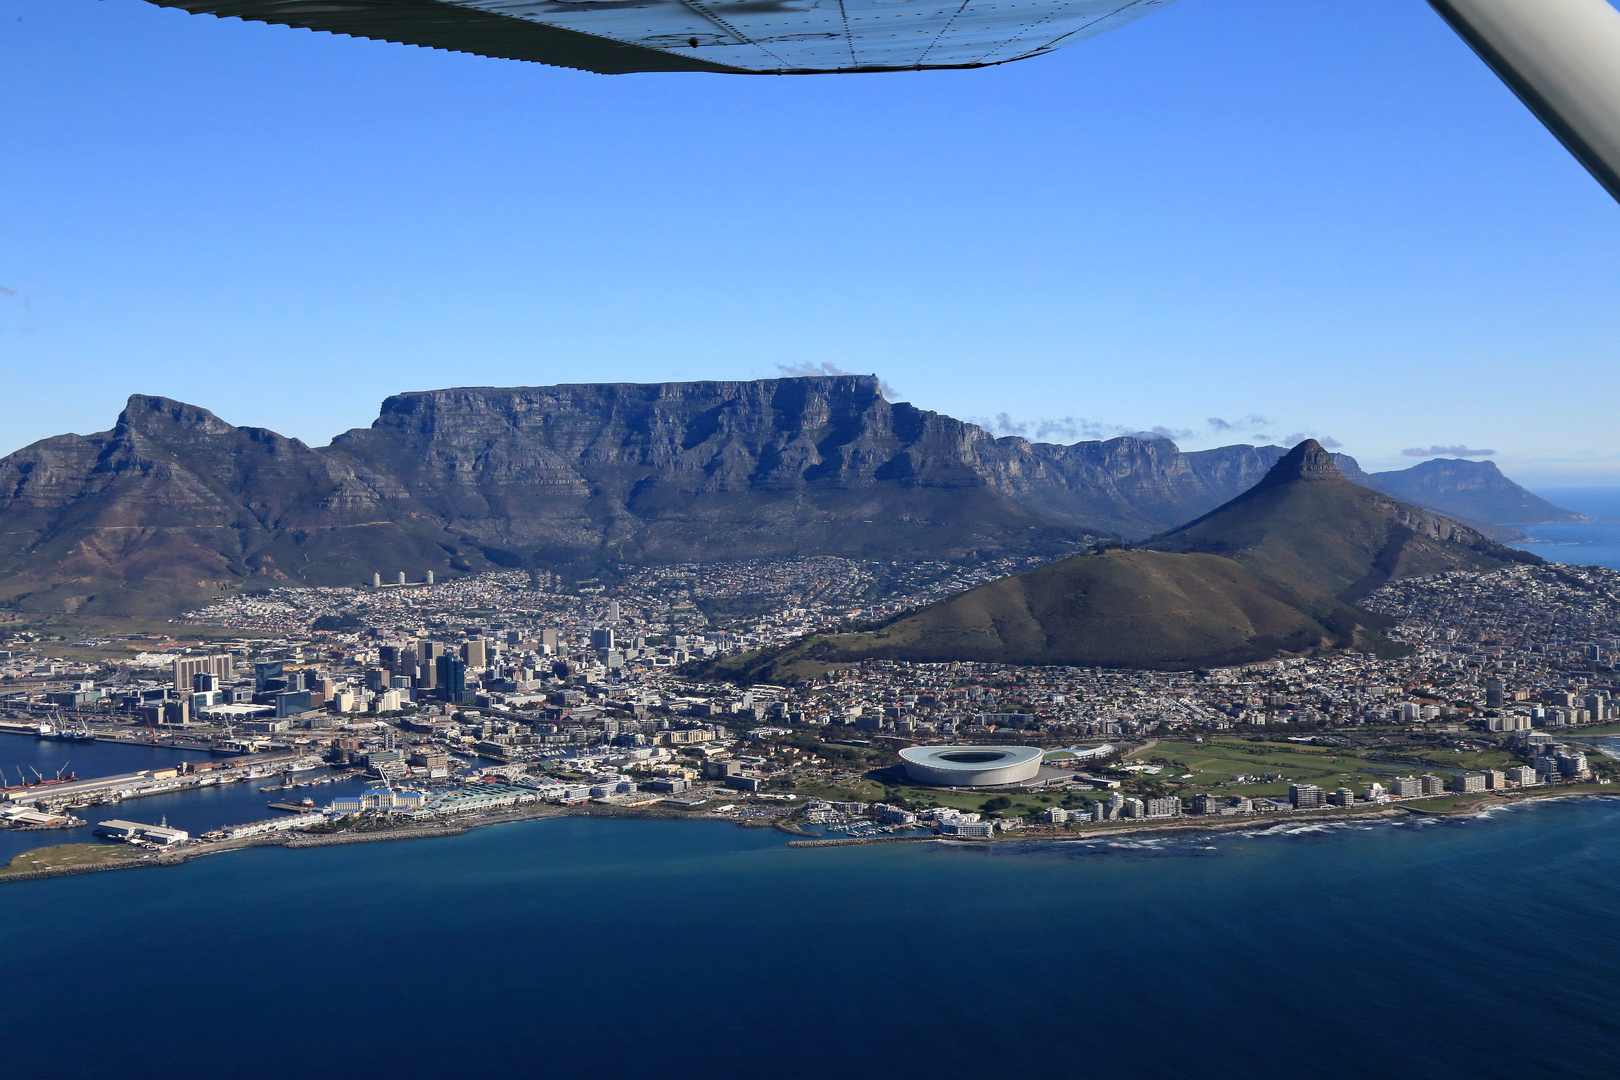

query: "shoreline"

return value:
[3, 785, 1614, 885]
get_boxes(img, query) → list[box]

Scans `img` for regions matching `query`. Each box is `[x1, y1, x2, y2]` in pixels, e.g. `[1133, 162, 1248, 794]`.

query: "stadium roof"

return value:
[145, 0, 1175, 75]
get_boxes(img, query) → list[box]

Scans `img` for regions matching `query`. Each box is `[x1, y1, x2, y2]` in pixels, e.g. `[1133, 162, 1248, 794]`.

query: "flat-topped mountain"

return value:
[0, 379, 1294, 615]
[710, 441, 1540, 678]
[0, 380, 1565, 618]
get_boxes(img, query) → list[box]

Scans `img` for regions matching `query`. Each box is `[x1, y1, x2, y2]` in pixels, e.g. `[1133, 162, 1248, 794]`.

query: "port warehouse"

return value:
[94, 819, 190, 845]
[3, 748, 306, 806]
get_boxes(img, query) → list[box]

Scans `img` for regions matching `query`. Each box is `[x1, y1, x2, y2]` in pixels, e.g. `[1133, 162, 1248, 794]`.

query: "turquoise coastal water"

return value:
[7, 800, 1620, 1078]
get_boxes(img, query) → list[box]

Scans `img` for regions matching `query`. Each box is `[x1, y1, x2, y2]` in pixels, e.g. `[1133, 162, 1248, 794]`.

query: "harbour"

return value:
[0, 732, 370, 865]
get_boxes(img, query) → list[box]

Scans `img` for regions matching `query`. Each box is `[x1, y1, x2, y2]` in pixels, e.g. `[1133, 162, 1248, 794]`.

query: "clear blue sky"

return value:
[2, 0, 1618, 486]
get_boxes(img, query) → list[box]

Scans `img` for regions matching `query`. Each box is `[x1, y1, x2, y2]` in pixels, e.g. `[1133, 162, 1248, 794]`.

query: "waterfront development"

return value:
[5, 531, 1620, 877]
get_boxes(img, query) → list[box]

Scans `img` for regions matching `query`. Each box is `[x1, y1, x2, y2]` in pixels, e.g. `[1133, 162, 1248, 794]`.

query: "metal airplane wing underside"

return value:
[144, 0, 1177, 74]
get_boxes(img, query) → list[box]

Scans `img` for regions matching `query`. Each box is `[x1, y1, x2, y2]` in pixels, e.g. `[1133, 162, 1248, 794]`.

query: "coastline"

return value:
[4, 784, 1613, 885]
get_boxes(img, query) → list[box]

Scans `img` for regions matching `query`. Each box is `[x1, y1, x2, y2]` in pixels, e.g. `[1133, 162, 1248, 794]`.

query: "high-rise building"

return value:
[426, 570, 434, 585]
[191, 672, 220, 693]
[173, 653, 234, 689]
[397, 571, 407, 585]
[540, 629, 559, 654]
[1420, 774, 1445, 795]
[590, 627, 615, 651]
[607, 600, 620, 624]
[275, 690, 312, 718]
[1144, 797, 1181, 819]
[1391, 776, 1424, 798]
[1486, 678, 1506, 710]
[254, 660, 284, 693]
[1289, 784, 1325, 809]
[1451, 772, 1487, 793]
[463, 639, 487, 668]
[436, 655, 467, 704]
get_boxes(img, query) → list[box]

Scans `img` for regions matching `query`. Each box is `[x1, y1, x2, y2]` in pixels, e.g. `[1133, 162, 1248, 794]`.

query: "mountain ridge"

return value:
[0, 379, 1567, 617]
[0, 379, 1293, 615]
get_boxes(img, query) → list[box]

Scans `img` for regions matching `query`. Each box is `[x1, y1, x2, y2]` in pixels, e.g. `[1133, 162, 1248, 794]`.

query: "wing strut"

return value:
[1429, 0, 1620, 203]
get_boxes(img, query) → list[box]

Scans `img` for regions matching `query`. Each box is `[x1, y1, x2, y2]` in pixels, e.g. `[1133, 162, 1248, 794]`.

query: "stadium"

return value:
[899, 746, 1044, 788]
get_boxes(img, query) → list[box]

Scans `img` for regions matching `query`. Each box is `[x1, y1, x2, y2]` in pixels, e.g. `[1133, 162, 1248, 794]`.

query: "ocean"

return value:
[1515, 487, 1620, 570]
[6, 800, 1620, 1078]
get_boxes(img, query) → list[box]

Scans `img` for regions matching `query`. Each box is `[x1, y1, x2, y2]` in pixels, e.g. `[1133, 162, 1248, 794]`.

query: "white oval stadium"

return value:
[899, 745, 1043, 788]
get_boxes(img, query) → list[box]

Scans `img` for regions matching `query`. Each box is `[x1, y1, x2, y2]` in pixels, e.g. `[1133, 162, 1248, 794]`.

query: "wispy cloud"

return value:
[775, 362, 897, 399]
[1207, 414, 1271, 434]
[1282, 432, 1343, 448]
[972, 412, 1338, 449]
[971, 414, 1141, 441]
[1402, 444, 1495, 458]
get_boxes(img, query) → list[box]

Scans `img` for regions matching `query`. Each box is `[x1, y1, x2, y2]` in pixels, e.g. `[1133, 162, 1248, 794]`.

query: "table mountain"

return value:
[711, 440, 1539, 677]
[0, 377, 1297, 616]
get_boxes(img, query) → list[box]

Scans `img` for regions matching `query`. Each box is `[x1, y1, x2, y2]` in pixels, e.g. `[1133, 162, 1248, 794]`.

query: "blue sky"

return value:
[2, 0, 1617, 486]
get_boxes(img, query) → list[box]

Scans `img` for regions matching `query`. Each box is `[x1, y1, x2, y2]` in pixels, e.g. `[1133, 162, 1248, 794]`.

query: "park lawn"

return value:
[789, 778, 890, 803]
[1149, 739, 1391, 795]
[0, 843, 145, 875]
[1410, 747, 1520, 772]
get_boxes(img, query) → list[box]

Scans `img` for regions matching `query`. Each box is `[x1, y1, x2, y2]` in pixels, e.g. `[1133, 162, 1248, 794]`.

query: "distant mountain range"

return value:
[0, 377, 1575, 616]
[1331, 455, 1584, 540]
[708, 441, 1540, 678]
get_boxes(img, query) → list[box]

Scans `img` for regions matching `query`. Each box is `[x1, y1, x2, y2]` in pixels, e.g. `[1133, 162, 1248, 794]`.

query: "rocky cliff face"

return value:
[0, 376, 1295, 614]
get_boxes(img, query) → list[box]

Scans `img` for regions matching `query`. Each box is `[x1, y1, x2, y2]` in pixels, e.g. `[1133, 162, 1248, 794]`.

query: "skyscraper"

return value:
[436, 654, 467, 704]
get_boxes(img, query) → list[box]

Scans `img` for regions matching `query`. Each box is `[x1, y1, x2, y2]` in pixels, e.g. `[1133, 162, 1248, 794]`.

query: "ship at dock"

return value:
[0, 763, 80, 795]
[35, 713, 97, 745]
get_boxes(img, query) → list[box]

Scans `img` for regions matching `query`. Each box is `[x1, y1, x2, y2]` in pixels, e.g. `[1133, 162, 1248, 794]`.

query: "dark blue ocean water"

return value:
[0, 733, 366, 863]
[7, 799, 1620, 1078]
[1517, 488, 1620, 570]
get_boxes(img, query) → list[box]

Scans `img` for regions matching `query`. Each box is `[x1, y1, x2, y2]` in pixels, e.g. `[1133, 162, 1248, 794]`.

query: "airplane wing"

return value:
[144, 0, 1177, 74]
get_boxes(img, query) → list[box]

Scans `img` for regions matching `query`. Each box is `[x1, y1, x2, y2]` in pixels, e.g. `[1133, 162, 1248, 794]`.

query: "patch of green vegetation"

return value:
[0, 843, 144, 875]
[787, 779, 890, 803]
[1151, 738, 1406, 796]
[1407, 747, 1519, 772]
